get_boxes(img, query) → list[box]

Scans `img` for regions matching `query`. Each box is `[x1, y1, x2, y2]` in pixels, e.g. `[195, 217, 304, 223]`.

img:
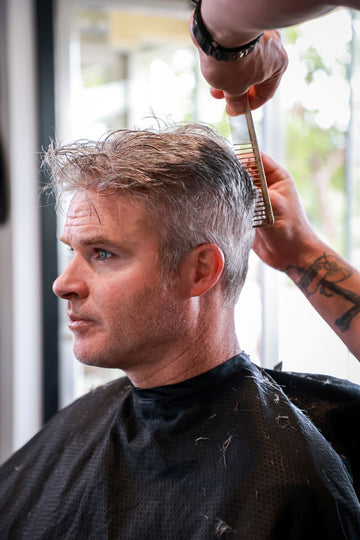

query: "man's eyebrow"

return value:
[58, 235, 121, 247]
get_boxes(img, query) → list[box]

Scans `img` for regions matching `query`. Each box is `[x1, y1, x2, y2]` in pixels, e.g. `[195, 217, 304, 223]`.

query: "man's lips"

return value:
[68, 312, 96, 331]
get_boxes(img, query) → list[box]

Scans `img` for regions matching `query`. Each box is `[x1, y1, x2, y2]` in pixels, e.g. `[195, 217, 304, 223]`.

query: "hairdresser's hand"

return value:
[190, 23, 288, 115]
[254, 153, 360, 360]
[252, 153, 321, 272]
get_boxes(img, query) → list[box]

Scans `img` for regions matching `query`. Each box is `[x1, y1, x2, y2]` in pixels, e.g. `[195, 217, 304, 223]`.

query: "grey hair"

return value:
[43, 123, 257, 305]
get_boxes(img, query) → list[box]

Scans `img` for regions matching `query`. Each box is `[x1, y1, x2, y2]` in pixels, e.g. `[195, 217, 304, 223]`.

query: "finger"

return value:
[225, 94, 248, 116]
[261, 152, 281, 173]
[261, 153, 290, 185]
[210, 87, 225, 100]
[248, 74, 283, 111]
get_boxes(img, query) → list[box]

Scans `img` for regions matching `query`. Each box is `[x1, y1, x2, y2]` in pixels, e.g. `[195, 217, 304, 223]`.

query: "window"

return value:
[279, 10, 360, 381]
[55, 1, 360, 406]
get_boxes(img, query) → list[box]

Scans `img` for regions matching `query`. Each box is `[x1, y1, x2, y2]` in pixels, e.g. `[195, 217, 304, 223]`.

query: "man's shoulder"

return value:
[59, 374, 131, 419]
[0, 374, 131, 475]
[43, 374, 132, 432]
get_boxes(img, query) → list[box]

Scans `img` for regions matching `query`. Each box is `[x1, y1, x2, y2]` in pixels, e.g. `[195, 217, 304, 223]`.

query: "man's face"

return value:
[53, 190, 189, 376]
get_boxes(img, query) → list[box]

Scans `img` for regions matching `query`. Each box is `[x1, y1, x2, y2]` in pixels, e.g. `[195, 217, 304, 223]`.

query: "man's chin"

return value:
[73, 342, 105, 368]
[75, 352, 111, 369]
[73, 343, 124, 370]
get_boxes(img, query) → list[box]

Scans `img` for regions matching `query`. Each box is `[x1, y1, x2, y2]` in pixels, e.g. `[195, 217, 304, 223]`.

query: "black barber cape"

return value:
[1, 353, 360, 539]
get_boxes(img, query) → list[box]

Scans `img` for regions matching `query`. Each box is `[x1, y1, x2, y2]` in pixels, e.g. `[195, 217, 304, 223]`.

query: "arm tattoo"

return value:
[288, 253, 360, 332]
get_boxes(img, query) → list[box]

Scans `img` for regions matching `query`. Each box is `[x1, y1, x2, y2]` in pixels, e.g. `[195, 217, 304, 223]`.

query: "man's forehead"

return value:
[62, 189, 156, 239]
[65, 190, 110, 222]
[65, 191, 129, 223]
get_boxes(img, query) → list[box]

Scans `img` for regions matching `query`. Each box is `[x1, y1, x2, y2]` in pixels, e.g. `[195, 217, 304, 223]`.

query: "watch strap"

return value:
[192, 1, 264, 62]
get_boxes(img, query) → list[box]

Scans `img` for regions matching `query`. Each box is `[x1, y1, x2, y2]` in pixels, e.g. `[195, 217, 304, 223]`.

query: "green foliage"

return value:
[283, 23, 350, 251]
[286, 26, 301, 45]
[214, 109, 231, 139]
[300, 46, 331, 83]
[285, 106, 346, 248]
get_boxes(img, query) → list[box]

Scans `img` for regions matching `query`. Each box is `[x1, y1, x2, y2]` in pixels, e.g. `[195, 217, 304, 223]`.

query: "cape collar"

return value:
[131, 353, 251, 419]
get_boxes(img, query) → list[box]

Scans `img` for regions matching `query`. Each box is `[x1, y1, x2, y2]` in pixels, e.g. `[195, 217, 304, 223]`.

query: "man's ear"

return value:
[179, 244, 225, 298]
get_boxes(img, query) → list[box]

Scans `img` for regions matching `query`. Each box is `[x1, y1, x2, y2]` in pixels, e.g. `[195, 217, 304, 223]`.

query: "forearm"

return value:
[286, 242, 360, 360]
[200, 0, 348, 47]
[253, 154, 360, 360]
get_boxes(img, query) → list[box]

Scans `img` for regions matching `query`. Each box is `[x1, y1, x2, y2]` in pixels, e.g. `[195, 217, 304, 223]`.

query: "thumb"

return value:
[225, 94, 248, 116]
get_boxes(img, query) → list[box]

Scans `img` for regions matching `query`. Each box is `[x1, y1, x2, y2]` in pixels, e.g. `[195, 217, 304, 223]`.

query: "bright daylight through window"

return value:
[55, 1, 360, 404]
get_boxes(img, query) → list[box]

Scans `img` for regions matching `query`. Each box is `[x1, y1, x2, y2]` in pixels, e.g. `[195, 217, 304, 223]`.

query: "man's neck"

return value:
[128, 309, 241, 389]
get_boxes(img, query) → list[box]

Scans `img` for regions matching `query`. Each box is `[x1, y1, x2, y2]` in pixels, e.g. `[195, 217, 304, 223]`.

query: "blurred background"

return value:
[0, 0, 359, 463]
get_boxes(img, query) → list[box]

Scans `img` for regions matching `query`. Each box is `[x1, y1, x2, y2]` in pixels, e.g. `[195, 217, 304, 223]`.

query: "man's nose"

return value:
[52, 257, 89, 300]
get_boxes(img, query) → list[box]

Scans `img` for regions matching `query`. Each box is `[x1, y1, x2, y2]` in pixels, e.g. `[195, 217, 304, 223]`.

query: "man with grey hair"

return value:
[0, 124, 360, 538]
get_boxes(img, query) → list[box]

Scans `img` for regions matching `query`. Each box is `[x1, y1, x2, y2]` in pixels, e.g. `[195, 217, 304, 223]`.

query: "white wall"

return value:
[0, 0, 42, 464]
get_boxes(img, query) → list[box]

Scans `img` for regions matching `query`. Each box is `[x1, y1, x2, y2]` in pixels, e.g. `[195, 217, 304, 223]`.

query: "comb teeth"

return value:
[229, 102, 274, 228]
[233, 143, 273, 227]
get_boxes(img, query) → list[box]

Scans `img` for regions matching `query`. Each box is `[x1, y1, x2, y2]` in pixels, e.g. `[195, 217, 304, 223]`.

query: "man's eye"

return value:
[96, 249, 112, 261]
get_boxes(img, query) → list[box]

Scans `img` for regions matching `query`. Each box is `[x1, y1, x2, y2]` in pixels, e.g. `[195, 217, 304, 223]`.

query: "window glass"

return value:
[278, 10, 360, 381]
[55, 2, 360, 405]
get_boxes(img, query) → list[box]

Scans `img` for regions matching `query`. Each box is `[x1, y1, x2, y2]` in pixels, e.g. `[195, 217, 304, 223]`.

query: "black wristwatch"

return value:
[192, 1, 264, 62]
